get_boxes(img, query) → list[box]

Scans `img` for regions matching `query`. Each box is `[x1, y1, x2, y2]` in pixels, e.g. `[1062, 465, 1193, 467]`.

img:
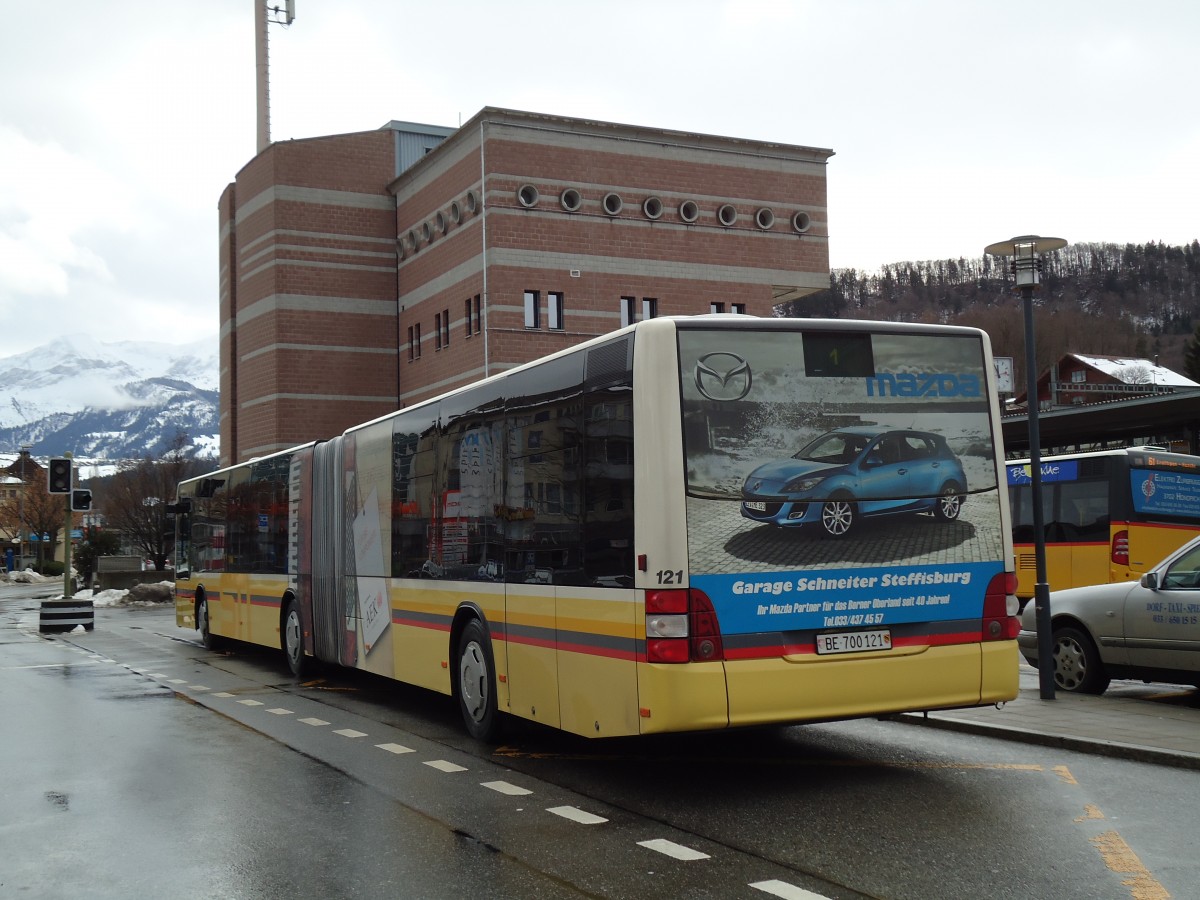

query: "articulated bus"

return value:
[1007, 447, 1200, 601]
[173, 316, 1019, 740]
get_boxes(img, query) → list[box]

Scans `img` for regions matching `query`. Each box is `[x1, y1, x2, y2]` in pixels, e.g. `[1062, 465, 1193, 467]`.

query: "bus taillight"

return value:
[645, 588, 725, 663]
[982, 572, 1019, 641]
[1111, 530, 1129, 566]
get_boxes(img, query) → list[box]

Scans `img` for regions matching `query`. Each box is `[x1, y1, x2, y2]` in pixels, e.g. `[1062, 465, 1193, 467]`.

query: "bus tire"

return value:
[820, 495, 856, 538]
[283, 599, 310, 679]
[1052, 625, 1110, 694]
[197, 594, 222, 651]
[456, 619, 501, 741]
[934, 482, 964, 521]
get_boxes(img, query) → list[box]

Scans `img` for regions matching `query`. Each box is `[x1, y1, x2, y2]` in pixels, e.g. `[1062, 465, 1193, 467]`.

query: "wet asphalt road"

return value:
[1, 592, 1195, 899]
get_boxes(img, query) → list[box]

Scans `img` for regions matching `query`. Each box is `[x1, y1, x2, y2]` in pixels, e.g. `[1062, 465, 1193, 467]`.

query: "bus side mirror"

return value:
[1140, 572, 1158, 590]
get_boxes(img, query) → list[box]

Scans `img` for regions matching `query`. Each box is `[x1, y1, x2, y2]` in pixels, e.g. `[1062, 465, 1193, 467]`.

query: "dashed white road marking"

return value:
[376, 743, 415, 754]
[298, 717, 329, 726]
[266, 708, 294, 716]
[188, 685, 210, 691]
[424, 760, 467, 773]
[482, 780, 532, 796]
[167, 678, 187, 684]
[237, 699, 265, 707]
[638, 838, 710, 861]
[148, 673, 168, 679]
[547, 806, 608, 825]
[334, 728, 367, 739]
[750, 880, 832, 899]
[212, 691, 234, 698]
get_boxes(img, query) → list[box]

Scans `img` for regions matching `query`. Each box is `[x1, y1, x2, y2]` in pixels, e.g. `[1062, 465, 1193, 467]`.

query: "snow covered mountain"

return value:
[0, 335, 219, 459]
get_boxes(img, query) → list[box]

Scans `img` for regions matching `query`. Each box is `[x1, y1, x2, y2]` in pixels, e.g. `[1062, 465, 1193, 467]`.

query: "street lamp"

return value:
[984, 234, 1067, 700]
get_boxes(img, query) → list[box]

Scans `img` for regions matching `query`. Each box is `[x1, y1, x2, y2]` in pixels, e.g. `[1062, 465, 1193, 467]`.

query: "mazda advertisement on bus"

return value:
[678, 327, 1006, 641]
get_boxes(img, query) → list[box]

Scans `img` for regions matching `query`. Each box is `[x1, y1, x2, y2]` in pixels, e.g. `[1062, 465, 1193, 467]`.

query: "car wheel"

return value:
[198, 595, 222, 650]
[457, 619, 501, 741]
[1052, 625, 1110, 694]
[934, 482, 964, 521]
[283, 599, 309, 678]
[820, 496, 856, 537]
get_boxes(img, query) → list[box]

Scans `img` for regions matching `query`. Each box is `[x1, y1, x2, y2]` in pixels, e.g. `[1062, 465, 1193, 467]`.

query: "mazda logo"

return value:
[694, 352, 752, 401]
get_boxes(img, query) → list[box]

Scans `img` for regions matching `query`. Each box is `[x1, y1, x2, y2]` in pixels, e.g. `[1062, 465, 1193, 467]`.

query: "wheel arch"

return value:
[193, 583, 208, 620]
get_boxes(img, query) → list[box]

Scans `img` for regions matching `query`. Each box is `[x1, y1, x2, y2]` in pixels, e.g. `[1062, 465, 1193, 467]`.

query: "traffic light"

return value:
[71, 489, 93, 512]
[48, 458, 72, 494]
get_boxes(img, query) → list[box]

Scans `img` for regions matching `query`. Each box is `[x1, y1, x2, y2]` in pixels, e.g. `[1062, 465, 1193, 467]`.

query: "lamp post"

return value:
[985, 234, 1067, 700]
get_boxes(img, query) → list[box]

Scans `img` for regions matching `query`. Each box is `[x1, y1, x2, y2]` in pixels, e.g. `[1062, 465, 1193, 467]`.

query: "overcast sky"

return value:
[2, 1, 1197, 357]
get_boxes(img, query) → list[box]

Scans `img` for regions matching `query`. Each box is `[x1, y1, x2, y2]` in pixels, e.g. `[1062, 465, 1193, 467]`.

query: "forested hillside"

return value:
[780, 241, 1200, 386]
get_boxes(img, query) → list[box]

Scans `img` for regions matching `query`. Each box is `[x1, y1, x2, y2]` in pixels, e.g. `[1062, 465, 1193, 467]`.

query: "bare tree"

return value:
[94, 433, 208, 571]
[0, 474, 67, 568]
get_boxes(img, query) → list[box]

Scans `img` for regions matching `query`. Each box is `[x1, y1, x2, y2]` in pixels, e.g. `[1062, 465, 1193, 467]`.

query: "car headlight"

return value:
[783, 475, 825, 493]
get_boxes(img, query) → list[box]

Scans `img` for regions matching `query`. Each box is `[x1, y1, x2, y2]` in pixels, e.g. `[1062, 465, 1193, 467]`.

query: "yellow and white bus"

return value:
[174, 316, 1019, 739]
[1007, 447, 1200, 601]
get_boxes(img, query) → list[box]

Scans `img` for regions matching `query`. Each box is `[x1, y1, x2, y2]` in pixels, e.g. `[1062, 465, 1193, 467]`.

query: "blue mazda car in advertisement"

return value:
[740, 426, 968, 537]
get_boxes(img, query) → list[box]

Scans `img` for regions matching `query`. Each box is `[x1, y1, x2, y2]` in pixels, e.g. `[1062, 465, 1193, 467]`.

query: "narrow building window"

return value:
[620, 296, 635, 328]
[434, 312, 443, 350]
[732, 302, 746, 315]
[413, 323, 422, 359]
[441, 308, 450, 347]
[548, 292, 564, 330]
[524, 290, 540, 328]
[642, 298, 658, 320]
[710, 302, 725, 314]
[473, 294, 482, 334]
[464, 298, 473, 336]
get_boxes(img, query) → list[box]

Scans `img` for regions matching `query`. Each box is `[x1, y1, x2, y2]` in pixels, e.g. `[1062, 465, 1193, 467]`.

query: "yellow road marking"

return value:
[1090, 830, 1172, 900]
[1054, 765, 1078, 785]
[1074, 804, 1105, 823]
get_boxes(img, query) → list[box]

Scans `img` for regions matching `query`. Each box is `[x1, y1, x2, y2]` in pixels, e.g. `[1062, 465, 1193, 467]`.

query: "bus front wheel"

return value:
[198, 595, 221, 651]
[456, 619, 501, 741]
[283, 599, 310, 679]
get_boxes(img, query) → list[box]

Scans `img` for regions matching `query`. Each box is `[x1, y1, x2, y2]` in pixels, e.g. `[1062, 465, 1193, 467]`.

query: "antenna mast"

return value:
[256, 1, 296, 154]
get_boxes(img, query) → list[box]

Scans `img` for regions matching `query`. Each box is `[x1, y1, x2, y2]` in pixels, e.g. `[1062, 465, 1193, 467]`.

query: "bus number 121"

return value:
[656, 569, 684, 585]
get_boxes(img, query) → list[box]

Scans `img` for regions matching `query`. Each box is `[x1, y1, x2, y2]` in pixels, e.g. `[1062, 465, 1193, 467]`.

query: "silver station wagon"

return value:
[1018, 535, 1200, 693]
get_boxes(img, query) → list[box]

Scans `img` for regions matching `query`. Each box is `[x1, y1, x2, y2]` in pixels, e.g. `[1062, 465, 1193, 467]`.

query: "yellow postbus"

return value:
[1007, 447, 1200, 601]
[173, 316, 1018, 739]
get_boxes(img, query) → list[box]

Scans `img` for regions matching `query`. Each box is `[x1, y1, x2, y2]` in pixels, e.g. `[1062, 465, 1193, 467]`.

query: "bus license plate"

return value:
[745, 501, 767, 511]
[816, 629, 892, 655]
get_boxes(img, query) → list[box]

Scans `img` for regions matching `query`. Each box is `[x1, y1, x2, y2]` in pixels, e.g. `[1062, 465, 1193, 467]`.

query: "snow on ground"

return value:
[76, 581, 175, 607]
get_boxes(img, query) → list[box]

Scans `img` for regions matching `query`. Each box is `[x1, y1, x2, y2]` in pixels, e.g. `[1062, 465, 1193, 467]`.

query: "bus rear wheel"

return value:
[456, 619, 501, 741]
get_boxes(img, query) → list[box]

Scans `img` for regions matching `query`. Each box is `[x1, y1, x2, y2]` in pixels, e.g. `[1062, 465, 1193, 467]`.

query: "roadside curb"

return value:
[892, 711, 1200, 771]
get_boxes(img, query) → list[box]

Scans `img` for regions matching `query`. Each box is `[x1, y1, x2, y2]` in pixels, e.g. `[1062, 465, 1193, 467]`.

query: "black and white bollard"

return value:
[38, 599, 95, 633]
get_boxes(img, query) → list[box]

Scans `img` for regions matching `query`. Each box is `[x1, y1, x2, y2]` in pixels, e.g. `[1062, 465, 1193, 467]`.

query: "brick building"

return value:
[219, 107, 833, 465]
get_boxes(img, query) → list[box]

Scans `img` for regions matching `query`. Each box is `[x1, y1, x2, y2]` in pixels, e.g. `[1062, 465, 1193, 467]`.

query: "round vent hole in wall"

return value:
[518, 184, 539, 208]
[717, 204, 738, 227]
[560, 188, 582, 212]
[450, 201, 461, 224]
[755, 208, 775, 230]
[465, 191, 478, 214]
[792, 211, 812, 233]
[603, 192, 623, 216]
[643, 197, 663, 220]
[679, 200, 699, 223]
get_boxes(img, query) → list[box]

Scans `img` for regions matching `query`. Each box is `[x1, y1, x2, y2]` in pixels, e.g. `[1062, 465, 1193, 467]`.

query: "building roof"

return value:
[1068, 353, 1199, 387]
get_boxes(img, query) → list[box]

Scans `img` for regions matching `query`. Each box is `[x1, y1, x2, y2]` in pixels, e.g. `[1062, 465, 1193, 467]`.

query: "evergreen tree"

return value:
[1183, 323, 1200, 383]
